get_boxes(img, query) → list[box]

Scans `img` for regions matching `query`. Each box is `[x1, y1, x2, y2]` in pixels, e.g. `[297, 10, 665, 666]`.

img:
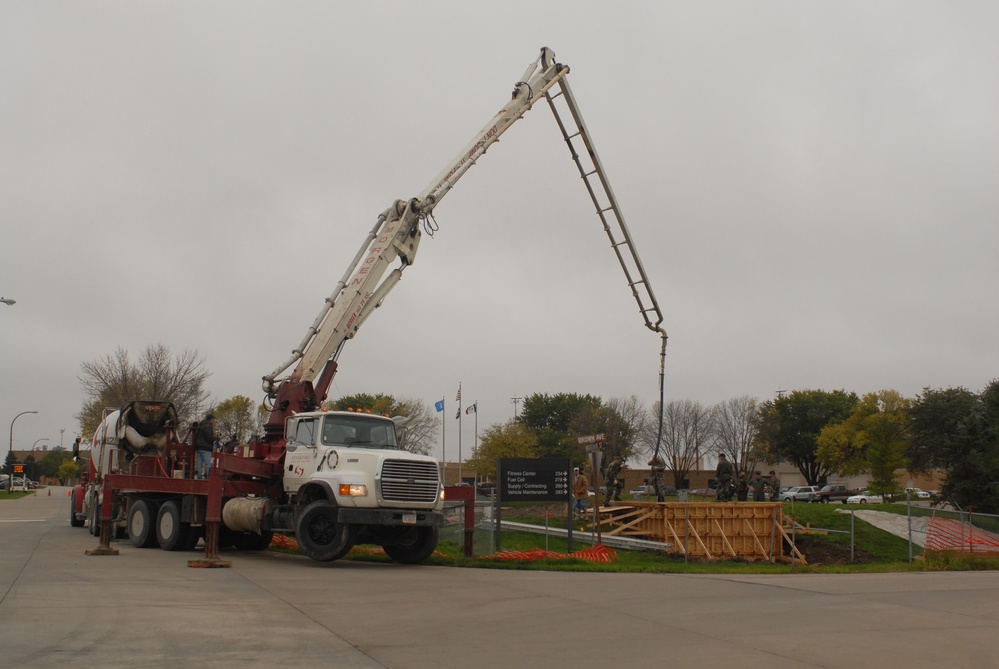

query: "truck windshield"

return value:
[320, 415, 399, 450]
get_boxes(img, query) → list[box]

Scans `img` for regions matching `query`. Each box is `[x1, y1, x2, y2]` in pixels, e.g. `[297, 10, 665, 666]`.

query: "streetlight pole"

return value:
[7, 411, 38, 492]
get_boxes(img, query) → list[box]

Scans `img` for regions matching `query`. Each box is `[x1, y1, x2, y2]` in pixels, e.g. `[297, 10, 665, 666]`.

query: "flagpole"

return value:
[456, 382, 462, 484]
[473, 400, 478, 458]
[440, 395, 446, 484]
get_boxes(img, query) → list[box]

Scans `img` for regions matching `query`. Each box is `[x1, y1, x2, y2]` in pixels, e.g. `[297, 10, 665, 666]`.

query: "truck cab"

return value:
[283, 410, 442, 509]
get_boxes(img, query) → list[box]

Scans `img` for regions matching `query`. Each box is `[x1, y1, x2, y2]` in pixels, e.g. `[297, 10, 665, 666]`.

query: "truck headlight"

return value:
[339, 483, 368, 497]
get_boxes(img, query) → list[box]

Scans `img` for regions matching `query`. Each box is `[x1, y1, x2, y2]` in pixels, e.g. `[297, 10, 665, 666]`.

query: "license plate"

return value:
[402, 513, 417, 524]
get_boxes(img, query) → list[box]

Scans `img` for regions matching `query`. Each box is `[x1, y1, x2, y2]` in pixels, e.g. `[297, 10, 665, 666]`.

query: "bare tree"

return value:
[393, 398, 437, 455]
[709, 395, 763, 474]
[77, 344, 212, 437]
[644, 399, 712, 488]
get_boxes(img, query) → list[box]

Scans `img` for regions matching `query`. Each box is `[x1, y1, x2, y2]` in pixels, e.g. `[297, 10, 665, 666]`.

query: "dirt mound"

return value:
[792, 535, 877, 565]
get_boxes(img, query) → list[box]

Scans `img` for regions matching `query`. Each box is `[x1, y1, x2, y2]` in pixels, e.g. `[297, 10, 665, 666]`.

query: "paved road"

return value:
[3, 487, 998, 669]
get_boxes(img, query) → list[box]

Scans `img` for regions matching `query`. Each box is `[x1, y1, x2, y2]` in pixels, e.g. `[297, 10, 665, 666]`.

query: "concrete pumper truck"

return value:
[70, 47, 667, 565]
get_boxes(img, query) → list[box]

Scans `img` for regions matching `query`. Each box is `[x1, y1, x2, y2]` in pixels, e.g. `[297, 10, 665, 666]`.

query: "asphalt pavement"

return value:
[3, 487, 999, 669]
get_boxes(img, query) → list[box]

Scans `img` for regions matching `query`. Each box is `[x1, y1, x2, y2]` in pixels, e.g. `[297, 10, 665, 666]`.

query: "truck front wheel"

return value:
[296, 501, 349, 562]
[383, 526, 439, 564]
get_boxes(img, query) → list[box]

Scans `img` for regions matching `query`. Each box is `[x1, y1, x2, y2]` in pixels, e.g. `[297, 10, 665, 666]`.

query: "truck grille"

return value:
[379, 460, 440, 504]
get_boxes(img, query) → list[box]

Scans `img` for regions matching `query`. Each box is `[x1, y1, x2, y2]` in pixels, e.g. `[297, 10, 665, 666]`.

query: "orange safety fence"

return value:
[488, 544, 617, 563]
[924, 516, 999, 554]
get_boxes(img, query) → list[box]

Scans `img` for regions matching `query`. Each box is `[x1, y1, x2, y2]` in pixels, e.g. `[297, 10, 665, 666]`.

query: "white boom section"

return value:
[263, 48, 569, 396]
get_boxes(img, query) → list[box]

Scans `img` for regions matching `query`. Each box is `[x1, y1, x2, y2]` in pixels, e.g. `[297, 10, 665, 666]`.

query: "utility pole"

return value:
[510, 396, 522, 418]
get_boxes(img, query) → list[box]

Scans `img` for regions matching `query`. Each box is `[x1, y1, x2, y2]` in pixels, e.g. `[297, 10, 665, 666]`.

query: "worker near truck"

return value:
[194, 413, 216, 479]
[572, 467, 589, 517]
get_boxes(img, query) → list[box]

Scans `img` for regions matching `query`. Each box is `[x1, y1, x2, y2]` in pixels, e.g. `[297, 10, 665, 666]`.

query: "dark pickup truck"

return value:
[813, 484, 863, 503]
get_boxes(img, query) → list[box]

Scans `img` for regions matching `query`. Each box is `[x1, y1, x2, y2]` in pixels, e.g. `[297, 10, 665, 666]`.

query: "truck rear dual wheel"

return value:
[383, 526, 439, 564]
[128, 499, 160, 549]
[156, 501, 192, 551]
[295, 501, 350, 562]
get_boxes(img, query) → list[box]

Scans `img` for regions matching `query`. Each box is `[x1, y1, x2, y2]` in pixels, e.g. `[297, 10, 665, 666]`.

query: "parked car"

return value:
[780, 486, 819, 502]
[813, 484, 864, 504]
[903, 487, 931, 499]
[475, 481, 496, 497]
[846, 490, 887, 504]
[688, 487, 717, 498]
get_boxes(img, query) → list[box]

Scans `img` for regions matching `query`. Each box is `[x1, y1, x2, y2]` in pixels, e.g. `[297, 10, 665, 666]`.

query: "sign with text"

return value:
[498, 457, 572, 503]
[577, 433, 606, 453]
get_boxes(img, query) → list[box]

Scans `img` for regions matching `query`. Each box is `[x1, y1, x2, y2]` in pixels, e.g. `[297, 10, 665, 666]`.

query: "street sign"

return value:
[578, 433, 606, 453]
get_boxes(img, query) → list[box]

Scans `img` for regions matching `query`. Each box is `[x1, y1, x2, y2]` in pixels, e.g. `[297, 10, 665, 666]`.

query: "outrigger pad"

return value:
[187, 558, 232, 569]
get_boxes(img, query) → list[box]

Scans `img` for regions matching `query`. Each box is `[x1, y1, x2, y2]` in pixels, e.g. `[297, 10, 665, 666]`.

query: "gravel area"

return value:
[835, 508, 930, 547]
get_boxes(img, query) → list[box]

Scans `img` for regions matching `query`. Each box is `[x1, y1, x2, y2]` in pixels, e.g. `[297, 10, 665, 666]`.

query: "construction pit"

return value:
[578, 501, 806, 563]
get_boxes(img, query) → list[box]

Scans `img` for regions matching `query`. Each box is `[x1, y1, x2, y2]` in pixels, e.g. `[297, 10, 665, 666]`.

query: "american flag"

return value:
[455, 386, 461, 402]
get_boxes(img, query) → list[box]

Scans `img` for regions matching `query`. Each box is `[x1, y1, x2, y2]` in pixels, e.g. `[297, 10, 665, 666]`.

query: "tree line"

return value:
[71, 345, 999, 513]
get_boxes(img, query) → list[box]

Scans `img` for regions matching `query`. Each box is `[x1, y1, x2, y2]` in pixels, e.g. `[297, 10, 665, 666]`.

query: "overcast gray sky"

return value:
[2, 2, 997, 463]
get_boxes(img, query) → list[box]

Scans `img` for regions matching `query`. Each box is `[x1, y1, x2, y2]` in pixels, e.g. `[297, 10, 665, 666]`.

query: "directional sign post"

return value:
[578, 434, 606, 544]
[496, 457, 572, 552]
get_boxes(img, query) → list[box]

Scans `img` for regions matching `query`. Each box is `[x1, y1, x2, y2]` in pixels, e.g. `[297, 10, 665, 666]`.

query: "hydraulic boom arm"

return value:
[261, 47, 667, 442]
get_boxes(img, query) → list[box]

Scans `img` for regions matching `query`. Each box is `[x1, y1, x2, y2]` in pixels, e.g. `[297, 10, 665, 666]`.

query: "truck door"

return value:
[284, 417, 319, 494]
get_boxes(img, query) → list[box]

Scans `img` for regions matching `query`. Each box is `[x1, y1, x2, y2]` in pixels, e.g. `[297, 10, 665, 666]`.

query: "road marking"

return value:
[0, 519, 48, 523]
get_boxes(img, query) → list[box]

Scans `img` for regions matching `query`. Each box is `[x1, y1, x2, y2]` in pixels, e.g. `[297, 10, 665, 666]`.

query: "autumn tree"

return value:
[326, 393, 436, 455]
[464, 420, 538, 480]
[817, 390, 911, 496]
[211, 395, 258, 444]
[77, 344, 211, 437]
[756, 389, 858, 486]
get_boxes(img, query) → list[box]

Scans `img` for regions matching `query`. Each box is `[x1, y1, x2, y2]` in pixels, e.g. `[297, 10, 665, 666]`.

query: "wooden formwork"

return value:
[588, 501, 805, 563]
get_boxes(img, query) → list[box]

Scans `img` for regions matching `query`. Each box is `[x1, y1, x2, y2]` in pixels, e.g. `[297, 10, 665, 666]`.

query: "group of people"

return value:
[569, 454, 627, 518]
[714, 453, 780, 502]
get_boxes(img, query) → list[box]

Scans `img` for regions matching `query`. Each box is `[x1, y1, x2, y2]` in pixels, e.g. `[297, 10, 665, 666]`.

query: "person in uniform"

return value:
[768, 470, 780, 501]
[715, 453, 735, 502]
[752, 471, 767, 501]
[736, 470, 750, 502]
[647, 454, 667, 502]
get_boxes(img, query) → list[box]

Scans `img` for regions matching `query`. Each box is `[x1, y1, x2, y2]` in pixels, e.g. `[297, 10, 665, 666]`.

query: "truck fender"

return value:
[296, 480, 337, 507]
[71, 485, 86, 514]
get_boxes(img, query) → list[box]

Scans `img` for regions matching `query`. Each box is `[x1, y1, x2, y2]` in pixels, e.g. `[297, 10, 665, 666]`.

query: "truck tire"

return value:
[383, 526, 439, 564]
[70, 490, 85, 527]
[156, 501, 189, 551]
[128, 499, 160, 548]
[295, 501, 349, 562]
[89, 505, 100, 536]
